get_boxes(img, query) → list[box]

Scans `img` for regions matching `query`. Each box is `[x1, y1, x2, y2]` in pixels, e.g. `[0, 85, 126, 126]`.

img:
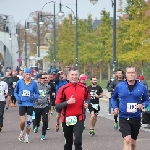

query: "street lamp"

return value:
[90, 0, 98, 5]
[40, 1, 56, 69]
[58, 0, 78, 69]
[90, 0, 117, 74]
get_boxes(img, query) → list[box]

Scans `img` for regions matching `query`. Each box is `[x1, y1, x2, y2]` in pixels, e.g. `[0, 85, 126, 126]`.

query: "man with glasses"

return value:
[33, 74, 51, 140]
[14, 68, 39, 143]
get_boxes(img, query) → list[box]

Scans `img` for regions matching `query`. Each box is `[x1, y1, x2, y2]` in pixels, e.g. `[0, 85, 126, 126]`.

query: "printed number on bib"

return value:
[0, 90, 4, 95]
[91, 104, 99, 110]
[127, 103, 137, 113]
[66, 116, 77, 126]
[22, 90, 30, 97]
[39, 90, 46, 97]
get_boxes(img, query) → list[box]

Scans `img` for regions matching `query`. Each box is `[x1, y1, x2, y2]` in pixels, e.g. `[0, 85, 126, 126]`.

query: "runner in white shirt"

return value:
[0, 77, 8, 132]
[17, 69, 24, 80]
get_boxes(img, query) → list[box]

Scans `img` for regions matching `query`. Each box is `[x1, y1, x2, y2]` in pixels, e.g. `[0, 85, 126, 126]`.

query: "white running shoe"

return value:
[18, 134, 24, 141]
[24, 136, 29, 143]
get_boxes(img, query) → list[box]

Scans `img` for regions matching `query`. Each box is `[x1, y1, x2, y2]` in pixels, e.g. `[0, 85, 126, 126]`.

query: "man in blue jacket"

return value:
[14, 68, 39, 143]
[111, 66, 149, 150]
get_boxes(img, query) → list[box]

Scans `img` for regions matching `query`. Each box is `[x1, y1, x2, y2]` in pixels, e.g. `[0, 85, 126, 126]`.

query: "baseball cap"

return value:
[24, 68, 31, 74]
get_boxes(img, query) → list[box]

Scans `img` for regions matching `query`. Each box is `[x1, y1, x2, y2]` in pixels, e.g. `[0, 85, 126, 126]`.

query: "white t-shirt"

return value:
[0, 81, 8, 101]
[17, 75, 23, 80]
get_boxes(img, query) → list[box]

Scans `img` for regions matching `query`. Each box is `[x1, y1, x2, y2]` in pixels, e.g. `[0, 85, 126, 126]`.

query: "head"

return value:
[42, 73, 49, 84]
[126, 66, 137, 82]
[5, 70, 11, 77]
[12, 70, 17, 77]
[139, 75, 145, 81]
[39, 74, 45, 84]
[19, 70, 23, 75]
[49, 74, 54, 81]
[59, 71, 64, 80]
[79, 74, 87, 84]
[67, 68, 79, 84]
[90, 77, 97, 86]
[38, 69, 43, 75]
[116, 69, 124, 80]
[24, 68, 31, 80]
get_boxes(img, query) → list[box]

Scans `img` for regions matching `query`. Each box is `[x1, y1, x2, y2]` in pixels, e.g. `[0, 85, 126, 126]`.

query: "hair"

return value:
[90, 76, 97, 80]
[42, 72, 48, 75]
[68, 67, 79, 74]
[126, 66, 136, 72]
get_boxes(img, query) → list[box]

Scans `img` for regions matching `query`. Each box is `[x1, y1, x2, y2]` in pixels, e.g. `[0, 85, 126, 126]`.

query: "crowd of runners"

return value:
[0, 66, 149, 150]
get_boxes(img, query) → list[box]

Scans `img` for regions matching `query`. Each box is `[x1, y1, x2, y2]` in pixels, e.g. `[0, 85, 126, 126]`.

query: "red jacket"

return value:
[55, 82, 90, 122]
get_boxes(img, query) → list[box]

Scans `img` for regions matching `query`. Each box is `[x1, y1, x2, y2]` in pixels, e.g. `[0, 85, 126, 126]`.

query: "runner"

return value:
[88, 77, 103, 135]
[0, 77, 8, 132]
[108, 69, 124, 130]
[111, 66, 149, 150]
[55, 68, 90, 150]
[11, 70, 19, 107]
[14, 68, 39, 143]
[3, 70, 13, 111]
[33, 74, 50, 140]
[55, 71, 68, 132]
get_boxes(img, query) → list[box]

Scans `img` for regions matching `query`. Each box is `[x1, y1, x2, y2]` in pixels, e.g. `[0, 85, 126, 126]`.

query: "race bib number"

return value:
[39, 90, 46, 97]
[66, 116, 77, 126]
[91, 104, 99, 110]
[0, 90, 4, 95]
[22, 90, 30, 97]
[127, 103, 137, 113]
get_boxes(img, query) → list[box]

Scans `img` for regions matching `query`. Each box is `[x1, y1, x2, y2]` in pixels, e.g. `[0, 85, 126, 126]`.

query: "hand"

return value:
[113, 108, 119, 115]
[30, 96, 35, 103]
[17, 100, 22, 104]
[84, 103, 88, 109]
[67, 95, 76, 104]
[52, 93, 55, 96]
[137, 104, 143, 110]
[95, 94, 99, 98]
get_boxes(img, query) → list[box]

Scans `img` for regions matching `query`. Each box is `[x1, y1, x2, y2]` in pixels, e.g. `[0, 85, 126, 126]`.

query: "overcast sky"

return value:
[0, 0, 129, 24]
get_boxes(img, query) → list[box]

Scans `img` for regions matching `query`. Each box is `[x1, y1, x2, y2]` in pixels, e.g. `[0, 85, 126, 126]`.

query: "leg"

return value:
[0, 101, 5, 129]
[108, 98, 111, 114]
[6, 95, 11, 110]
[41, 107, 48, 136]
[34, 108, 42, 128]
[74, 120, 84, 150]
[26, 106, 33, 135]
[19, 106, 26, 131]
[62, 122, 73, 150]
[55, 108, 61, 132]
[90, 111, 95, 129]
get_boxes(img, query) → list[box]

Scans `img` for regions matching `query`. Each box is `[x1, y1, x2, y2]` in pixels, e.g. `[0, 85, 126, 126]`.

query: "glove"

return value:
[17, 100, 22, 104]
[30, 96, 36, 103]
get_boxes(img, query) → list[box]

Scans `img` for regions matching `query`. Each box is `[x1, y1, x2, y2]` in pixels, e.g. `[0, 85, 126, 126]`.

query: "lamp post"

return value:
[24, 21, 27, 67]
[40, 1, 56, 69]
[90, 0, 116, 74]
[57, 0, 78, 69]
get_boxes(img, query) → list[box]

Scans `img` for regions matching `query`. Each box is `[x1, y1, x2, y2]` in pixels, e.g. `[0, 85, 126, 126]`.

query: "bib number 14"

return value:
[66, 116, 77, 126]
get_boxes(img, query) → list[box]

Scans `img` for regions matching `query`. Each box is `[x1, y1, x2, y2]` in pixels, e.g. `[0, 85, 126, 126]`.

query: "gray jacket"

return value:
[34, 82, 51, 108]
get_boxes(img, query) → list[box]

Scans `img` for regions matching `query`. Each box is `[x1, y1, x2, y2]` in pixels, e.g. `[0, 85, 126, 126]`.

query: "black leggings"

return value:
[11, 95, 16, 104]
[0, 101, 5, 127]
[34, 107, 48, 135]
[62, 120, 84, 150]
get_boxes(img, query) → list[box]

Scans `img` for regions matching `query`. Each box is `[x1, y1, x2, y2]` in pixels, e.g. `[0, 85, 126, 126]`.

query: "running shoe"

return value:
[6, 108, 9, 112]
[84, 124, 86, 130]
[46, 127, 50, 130]
[24, 136, 29, 143]
[41, 135, 46, 140]
[89, 129, 95, 136]
[55, 124, 59, 132]
[114, 122, 118, 130]
[18, 134, 24, 141]
[34, 127, 38, 133]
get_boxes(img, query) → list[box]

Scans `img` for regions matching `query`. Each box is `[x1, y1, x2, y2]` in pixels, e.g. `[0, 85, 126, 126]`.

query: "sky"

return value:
[0, 0, 128, 24]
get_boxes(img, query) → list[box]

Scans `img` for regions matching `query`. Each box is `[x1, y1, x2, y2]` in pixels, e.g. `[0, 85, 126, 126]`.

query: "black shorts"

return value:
[119, 118, 141, 140]
[19, 106, 33, 116]
[56, 108, 62, 113]
[50, 97, 55, 106]
[88, 103, 100, 115]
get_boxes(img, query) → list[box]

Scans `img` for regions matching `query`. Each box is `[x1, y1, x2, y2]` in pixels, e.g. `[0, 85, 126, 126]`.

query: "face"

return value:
[6, 71, 10, 77]
[42, 75, 49, 83]
[39, 70, 42, 74]
[68, 70, 79, 84]
[91, 77, 97, 85]
[24, 73, 31, 80]
[116, 71, 123, 79]
[80, 79, 86, 83]
[49, 75, 53, 81]
[19, 70, 23, 75]
[12, 71, 17, 76]
[60, 72, 64, 79]
[40, 75, 45, 83]
[126, 67, 137, 82]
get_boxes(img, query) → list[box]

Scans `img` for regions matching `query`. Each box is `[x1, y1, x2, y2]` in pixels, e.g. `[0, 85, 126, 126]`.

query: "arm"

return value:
[108, 80, 115, 92]
[141, 87, 149, 107]
[14, 81, 20, 100]
[55, 87, 68, 109]
[111, 86, 119, 109]
[34, 82, 39, 100]
[4, 83, 8, 96]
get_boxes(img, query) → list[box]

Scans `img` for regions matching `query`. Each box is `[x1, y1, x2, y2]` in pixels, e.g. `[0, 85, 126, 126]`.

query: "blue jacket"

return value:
[56, 79, 68, 95]
[14, 79, 39, 106]
[111, 80, 149, 118]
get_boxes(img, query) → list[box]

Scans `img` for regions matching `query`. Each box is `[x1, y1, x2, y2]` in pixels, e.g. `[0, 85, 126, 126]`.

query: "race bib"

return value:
[0, 90, 4, 96]
[22, 90, 30, 97]
[13, 82, 16, 86]
[39, 90, 46, 97]
[127, 103, 137, 113]
[66, 116, 77, 126]
[91, 104, 99, 110]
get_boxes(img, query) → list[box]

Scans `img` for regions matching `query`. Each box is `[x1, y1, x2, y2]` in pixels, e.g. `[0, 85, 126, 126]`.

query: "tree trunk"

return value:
[84, 63, 86, 74]
[108, 63, 110, 80]
[141, 60, 144, 75]
[99, 62, 102, 84]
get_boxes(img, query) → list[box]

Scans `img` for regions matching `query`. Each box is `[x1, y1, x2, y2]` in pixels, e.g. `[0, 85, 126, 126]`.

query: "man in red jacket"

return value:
[55, 68, 90, 150]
